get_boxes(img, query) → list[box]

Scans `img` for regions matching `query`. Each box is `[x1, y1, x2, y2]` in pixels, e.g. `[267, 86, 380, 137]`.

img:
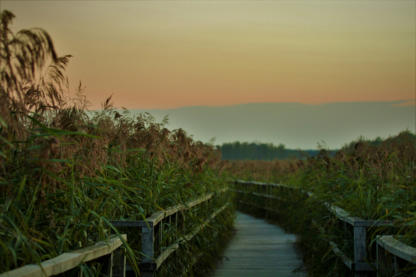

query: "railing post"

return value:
[141, 223, 155, 277]
[353, 225, 367, 277]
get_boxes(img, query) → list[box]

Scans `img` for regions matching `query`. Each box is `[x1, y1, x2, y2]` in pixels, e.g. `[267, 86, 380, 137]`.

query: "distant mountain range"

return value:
[126, 101, 415, 149]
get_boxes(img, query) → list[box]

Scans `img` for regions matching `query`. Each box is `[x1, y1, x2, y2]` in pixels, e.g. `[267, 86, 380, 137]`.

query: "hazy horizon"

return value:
[124, 100, 415, 149]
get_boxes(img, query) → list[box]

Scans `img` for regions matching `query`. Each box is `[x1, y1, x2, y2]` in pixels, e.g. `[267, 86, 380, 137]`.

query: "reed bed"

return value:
[227, 132, 416, 233]
[221, 159, 302, 182]
[229, 131, 416, 275]
[0, 10, 233, 275]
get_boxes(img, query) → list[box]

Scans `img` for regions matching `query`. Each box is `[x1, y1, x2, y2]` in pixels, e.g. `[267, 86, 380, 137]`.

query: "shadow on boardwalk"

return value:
[213, 212, 306, 277]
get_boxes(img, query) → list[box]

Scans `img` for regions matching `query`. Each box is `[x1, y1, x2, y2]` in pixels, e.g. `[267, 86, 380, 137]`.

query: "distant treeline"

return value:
[219, 142, 337, 160]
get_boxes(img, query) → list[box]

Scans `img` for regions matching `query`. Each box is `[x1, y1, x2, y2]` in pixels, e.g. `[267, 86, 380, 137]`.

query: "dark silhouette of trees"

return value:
[219, 141, 336, 160]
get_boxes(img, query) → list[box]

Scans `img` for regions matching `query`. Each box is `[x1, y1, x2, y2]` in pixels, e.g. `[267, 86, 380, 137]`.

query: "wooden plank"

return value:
[324, 203, 392, 227]
[155, 243, 179, 269]
[0, 235, 126, 277]
[71, 234, 126, 260]
[141, 224, 155, 263]
[141, 187, 229, 227]
[377, 236, 416, 264]
[164, 187, 228, 219]
[159, 194, 213, 222]
[112, 191, 224, 228]
[213, 212, 305, 277]
[180, 193, 214, 211]
[329, 241, 353, 269]
[353, 225, 370, 275]
[143, 211, 165, 227]
[325, 203, 356, 226]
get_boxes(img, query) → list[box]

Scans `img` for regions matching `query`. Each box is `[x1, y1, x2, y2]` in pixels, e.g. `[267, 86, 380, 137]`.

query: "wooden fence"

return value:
[0, 187, 231, 277]
[111, 187, 230, 277]
[0, 235, 127, 277]
[321, 204, 391, 276]
[233, 180, 414, 277]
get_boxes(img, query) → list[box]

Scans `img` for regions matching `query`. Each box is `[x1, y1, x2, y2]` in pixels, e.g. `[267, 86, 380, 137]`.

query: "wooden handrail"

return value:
[377, 236, 416, 264]
[0, 235, 127, 277]
[112, 187, 229, 228]
[112, 187, 231, 276]
[1, 187, 230, 277]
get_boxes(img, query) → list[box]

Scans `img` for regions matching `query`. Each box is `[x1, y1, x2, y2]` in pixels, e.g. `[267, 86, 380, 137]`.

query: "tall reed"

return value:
[0, 10, 231, 275]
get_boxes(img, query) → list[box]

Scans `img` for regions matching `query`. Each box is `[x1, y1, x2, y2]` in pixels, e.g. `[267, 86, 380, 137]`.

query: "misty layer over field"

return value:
[128, 101, 414, 149]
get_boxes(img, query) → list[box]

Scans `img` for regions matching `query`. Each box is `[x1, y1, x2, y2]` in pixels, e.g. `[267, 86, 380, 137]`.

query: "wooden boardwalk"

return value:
[213, 212, 306, 277]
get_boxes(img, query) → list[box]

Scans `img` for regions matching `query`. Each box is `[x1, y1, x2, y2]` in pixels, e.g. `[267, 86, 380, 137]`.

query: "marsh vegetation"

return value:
[0, 10, 233, 275]
[1, 9, 414, 277]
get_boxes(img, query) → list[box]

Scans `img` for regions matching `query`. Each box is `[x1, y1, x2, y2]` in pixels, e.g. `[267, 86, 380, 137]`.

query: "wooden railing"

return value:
[376, 235, 416, 276]
[233, 180, 410, 277]
[0, 187, 231, 277]
[112, 187, 230, 277]
[319, 205, 392, 275]
[0, 235, 127, 277]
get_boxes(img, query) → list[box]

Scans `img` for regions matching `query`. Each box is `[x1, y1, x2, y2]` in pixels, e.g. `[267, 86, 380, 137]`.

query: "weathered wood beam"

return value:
[377, 236, 416, 264]
[0, 235, 126, 277]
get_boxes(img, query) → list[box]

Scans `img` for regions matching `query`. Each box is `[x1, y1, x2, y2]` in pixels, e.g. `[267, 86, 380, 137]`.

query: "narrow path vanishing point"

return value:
[213, 211, 306, 277]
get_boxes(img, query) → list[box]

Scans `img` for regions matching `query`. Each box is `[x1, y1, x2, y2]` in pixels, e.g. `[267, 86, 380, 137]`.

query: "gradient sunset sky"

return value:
[2, 0, 415, 109]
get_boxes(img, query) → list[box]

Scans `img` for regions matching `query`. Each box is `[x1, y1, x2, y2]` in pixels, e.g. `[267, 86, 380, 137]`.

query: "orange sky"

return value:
[2, 0, 415, 109]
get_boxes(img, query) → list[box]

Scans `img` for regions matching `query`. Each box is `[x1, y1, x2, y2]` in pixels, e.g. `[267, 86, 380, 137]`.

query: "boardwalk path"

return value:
[213, 212, 306, 277]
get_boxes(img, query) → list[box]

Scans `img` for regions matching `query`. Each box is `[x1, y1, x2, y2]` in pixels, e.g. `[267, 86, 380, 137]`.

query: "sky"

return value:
[2, 0, 415, 109]
[1, 0, 415, 148]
